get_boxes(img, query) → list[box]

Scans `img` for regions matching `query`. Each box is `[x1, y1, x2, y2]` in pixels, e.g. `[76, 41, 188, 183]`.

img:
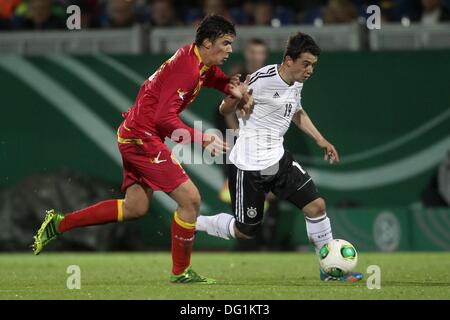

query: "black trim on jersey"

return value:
[249, 66, 275, 83]
[249, 71, 275, 85]
[248, 72, 276, 86]
[250, 66, 275, 80]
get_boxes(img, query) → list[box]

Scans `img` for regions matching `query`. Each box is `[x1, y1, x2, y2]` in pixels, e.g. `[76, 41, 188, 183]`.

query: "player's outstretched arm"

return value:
[292, 109, 340, 164]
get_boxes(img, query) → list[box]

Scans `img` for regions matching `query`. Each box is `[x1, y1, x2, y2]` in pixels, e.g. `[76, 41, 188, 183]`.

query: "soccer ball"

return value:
[319, 239, 358, 277]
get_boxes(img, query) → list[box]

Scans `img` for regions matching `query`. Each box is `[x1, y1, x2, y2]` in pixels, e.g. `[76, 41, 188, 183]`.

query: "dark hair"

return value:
[246, 38, 267, 48]
[283, 32, 321, 61]
[195, 15, 236, 47]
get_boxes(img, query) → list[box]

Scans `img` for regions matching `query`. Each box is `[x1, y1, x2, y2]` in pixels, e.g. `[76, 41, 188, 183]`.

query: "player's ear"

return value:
[202, 38, 213, 49]
[285, 55, 294, 67]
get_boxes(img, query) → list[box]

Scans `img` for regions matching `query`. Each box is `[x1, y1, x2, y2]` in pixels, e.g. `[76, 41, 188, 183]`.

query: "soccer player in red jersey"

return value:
[32, 15, 252, 284]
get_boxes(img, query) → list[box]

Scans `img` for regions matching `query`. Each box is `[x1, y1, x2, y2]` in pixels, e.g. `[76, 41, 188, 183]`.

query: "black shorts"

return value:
[228, 150, 320, 225]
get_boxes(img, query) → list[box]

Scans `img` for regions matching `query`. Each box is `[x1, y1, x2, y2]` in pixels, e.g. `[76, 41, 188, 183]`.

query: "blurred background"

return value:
[0, 0, 449, 253]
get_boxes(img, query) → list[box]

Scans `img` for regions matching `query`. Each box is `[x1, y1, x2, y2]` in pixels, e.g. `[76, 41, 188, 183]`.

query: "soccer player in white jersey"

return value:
[197, 32, 363, 282]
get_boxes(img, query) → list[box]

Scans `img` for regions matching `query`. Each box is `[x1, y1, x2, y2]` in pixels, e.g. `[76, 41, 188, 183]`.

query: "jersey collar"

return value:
[194, 44, 210, 75]
[276, 64, 294, 87]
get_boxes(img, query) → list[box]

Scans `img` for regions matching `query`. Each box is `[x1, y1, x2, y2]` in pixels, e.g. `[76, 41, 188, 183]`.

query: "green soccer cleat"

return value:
[170, 266, 217, 284]
[32, 209, 64, 255]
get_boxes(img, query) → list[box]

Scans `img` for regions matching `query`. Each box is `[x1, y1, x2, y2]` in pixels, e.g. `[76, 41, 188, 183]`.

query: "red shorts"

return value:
[117, 123, 189, 193]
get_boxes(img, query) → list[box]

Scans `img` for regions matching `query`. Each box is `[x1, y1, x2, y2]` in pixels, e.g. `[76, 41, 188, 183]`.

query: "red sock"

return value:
[171, 212, 196, 275]
[58, 199, 123, 233]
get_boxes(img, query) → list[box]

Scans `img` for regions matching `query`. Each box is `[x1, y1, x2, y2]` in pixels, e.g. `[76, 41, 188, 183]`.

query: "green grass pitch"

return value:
[0, 252, 448, 299]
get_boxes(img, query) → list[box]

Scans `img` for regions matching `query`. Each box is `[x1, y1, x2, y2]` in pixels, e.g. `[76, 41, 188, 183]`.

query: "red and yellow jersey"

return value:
[122, 43, 230, 144]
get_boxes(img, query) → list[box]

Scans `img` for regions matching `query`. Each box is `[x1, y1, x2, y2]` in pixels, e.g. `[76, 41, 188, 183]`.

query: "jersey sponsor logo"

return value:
[150, 151, 167, 164]
[246, 207, 258, 218]
[273, 92, 280, 98]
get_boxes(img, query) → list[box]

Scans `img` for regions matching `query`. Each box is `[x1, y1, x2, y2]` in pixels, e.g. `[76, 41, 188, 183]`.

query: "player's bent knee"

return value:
[234, 221, 261, 239]
[123, 201, 148, 219]
[191, 193, 201, 211]
[134, 205, 149, 218]
[182, 192, 201, 212]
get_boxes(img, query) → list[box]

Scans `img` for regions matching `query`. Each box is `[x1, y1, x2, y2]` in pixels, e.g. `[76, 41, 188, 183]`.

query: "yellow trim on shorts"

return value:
[117, 136, 144, 145]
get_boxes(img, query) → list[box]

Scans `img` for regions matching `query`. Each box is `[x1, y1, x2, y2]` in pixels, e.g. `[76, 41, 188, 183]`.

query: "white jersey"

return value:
[229, 64, 303, 170]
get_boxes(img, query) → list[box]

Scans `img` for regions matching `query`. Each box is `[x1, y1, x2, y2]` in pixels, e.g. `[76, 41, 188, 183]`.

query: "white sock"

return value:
[305, 213, 333, 254]
[196, 213, 236, 240]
